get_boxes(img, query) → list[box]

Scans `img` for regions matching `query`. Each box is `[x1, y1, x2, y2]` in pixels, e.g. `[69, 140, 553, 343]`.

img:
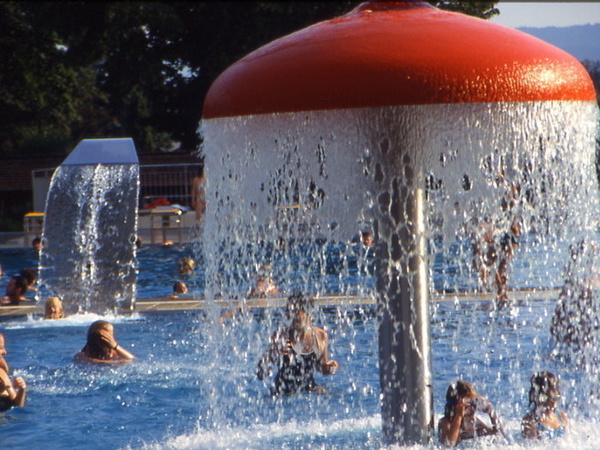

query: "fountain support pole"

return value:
[377, 180, 432, 442]
[201, 1, 595, 445]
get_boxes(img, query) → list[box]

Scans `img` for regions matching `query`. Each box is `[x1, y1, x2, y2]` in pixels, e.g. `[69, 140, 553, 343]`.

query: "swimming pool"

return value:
[0, 243, 597, 449]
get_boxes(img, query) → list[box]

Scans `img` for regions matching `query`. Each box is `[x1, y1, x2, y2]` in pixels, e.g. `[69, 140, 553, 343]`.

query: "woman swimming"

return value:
[438, 380, 503, 447]
[74, 320, 135, 364]
[257, 293, 338, 395]
[521, 371, 569, 439]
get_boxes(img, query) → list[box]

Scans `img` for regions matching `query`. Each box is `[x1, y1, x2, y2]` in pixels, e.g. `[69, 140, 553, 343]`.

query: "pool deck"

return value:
[0, 288, 561, 319]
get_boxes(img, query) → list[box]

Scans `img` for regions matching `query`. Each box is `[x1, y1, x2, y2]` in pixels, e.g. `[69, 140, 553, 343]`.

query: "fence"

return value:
[32, 163, 203, 211]
[23, 163, 204, 247]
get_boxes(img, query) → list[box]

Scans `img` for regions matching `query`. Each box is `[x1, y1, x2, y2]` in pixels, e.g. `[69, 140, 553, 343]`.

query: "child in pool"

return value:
[44, 296, 64, 319]
[438, 380, 504, 447]
[521, 371, 569, 439]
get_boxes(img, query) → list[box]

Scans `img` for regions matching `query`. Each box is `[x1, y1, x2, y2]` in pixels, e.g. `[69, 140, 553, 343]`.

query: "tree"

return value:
[0, 1, 499, 157]
[431, 1, 499, 19]
[0, 2, 109, 156]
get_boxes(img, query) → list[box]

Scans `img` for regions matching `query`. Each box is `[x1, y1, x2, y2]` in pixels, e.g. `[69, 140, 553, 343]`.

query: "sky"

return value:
[491, 2, 600, 28]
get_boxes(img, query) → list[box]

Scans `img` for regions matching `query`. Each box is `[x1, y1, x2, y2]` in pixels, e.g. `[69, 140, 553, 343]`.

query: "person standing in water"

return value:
[191, 170, 206, 222]
[257, 293, 338, 395]
[521, 371, 569, 440]
[74, 320, 135, 364]
[0, 333, 27, 411]
[438, 380, 504, 447]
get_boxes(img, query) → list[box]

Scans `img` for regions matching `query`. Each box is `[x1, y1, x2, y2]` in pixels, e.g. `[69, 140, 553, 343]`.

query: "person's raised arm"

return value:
[11, 376, 26, 407]
[99, 329, 134, 361]
[315, 328, 338, 375]
[0, 370, 26, 408]
[112, 343, 135, 360]
[439, 402, 468, 447]
[475, 396, 503, 435]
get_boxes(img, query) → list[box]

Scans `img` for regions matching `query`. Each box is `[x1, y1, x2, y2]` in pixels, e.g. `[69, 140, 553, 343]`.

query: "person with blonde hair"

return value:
[438, 380, 503, 447]
[44, 297, 64, 319]
[521, 371, 568, 439]
[74, 320, 134, 364]
[178, 257, 196, 276]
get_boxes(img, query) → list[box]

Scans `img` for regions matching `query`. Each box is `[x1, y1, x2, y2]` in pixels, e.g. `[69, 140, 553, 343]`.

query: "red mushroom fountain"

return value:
[201, 1, 596, 444]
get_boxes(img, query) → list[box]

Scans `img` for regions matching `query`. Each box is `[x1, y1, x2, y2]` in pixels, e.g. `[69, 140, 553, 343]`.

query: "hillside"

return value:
[518, 23, 600, 62]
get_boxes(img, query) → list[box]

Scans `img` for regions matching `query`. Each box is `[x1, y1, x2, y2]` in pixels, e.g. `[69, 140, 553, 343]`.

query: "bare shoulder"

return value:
[74, 352, 91, 363]
[558, 410, 569, 425]
[313, 326, 328, 340]
[74, 352, 123, 364]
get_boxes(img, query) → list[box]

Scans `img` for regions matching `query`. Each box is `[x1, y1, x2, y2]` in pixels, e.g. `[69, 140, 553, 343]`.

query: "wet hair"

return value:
[44, 297, 64, 319]
[20, 268, 37, 286]
[178, 257, 196, 274]
[444, 381, 477, 418]
[8, 275, 28, 294]
[82, 320, 113, 360]
[529, 371, 559, 407]
[285, 292, 314, 318]
[173, 281, 188, 294]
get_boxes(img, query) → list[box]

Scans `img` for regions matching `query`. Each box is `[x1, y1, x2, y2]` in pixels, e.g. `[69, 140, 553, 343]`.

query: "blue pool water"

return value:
[0, 242, 597, 449]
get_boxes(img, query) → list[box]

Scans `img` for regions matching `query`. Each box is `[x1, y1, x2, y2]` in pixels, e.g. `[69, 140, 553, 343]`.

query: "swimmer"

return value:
[0, 333, 27, 411]
[44, 297, 64, 319]
[257, 293, 339, 395]
[361, 231, 374, 247]
[249, 264, 279, 297]
[178, 257, 196, 275]
[521, 371, 569, 440]
[74, 320, 135, 364]
[32, 237, 42, 252]
[20, 267, 38, 291]
[191, 171, 206, 222]
[0, 275, 29, 306]
[438, 380, 504, 447]
[170, 281, 188, 298]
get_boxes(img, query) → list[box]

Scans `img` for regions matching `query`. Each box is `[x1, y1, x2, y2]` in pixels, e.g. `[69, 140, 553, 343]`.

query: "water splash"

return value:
[199, 99, 599, 443]
[39, 163, 139, 314]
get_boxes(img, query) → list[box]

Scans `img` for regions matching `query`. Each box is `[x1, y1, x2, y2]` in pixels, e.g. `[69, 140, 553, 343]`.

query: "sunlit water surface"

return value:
[1, 243, 600, 449]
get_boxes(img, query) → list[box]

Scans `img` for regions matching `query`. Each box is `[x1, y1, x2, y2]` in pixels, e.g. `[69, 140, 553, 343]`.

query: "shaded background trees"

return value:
[0, 1, 498, 158]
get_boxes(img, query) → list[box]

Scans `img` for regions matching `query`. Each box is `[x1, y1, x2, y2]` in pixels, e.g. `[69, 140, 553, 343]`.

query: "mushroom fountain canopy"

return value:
[203, 1, 595, 119]
[202, 1, 597, 244]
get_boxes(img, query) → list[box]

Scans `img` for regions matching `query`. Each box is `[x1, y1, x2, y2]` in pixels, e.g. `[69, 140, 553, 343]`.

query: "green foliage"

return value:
[429, 1, 499, 19]
[0, 1, 499, 157]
